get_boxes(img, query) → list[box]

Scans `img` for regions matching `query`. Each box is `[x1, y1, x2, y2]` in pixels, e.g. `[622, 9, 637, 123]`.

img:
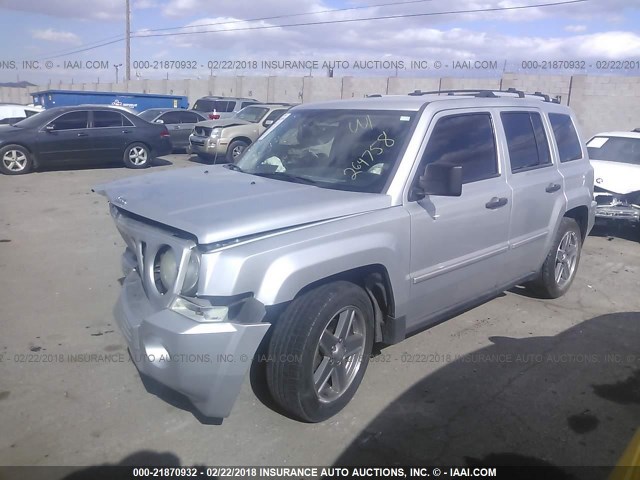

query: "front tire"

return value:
[0, 145, 33, 175]
[267, 281, 374, 422]
[123, 142, 151, 169]
[226, 140, 248, 163]
[527, 217, 582, 298]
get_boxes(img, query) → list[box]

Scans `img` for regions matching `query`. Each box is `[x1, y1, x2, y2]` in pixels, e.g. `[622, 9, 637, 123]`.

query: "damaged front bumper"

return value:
[115, 271, 270, 418]
[594, 188, 640, 224]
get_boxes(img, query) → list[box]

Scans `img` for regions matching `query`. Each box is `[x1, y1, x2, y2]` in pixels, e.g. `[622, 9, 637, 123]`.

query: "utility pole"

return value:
[125, 0, 131, 82]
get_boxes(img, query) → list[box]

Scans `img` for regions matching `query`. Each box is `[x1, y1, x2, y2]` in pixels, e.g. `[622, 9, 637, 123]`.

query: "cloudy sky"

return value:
[0, 0, 639, 83]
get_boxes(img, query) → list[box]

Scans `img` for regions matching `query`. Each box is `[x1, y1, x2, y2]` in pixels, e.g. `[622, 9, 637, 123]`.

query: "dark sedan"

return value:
[138, 108, 207, 151]
[0, 105, 172, 175]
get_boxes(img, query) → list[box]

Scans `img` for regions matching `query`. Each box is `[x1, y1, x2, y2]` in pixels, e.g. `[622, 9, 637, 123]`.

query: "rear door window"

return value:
[501, 112, 552, 172]
[159, 111, 182, 124]
[93, 110, 125, 128]
[180, 112, 202, 124]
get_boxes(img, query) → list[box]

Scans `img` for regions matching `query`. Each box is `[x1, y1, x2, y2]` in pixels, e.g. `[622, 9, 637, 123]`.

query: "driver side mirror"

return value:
[154, 119, 164, 124]
[414, 163, 463, 199]
[263, 119, 274, 127]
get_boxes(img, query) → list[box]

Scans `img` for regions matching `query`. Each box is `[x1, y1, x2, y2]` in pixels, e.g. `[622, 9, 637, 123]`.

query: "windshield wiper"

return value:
[251, 171, 318, 185]
[223, 163, 244, 172]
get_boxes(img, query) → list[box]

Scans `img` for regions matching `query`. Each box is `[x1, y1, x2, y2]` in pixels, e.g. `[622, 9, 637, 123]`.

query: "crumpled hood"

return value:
[94, 166, 392, 245]
[195, 118, 251, 128]
[590, 160, 640, 195]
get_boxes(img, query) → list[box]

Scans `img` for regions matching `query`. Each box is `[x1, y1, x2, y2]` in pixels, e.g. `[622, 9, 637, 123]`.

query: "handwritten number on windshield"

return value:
[348, 115, 373, 134]
[344, 132, 395, 180]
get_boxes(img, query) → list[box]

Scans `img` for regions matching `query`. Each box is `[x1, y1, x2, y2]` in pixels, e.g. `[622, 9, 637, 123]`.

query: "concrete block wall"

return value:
[2, 74, 639, 137]
[568, 75, 640, 138]
[341, 76, 389, 98]
[387, 77, 440, 94]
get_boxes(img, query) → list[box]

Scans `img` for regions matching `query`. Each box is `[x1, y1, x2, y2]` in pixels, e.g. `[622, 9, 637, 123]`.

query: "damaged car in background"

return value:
[587, 130, 640, 229]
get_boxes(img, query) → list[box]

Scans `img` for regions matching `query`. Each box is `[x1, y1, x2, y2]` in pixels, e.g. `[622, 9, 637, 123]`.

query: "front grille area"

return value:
[194, 126, 212, 137]
[112, 207, 196, 309]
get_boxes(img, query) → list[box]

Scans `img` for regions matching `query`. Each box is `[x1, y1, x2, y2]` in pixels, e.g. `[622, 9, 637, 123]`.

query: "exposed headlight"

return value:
[181, 250, 200, 296]
[210, 128, 221, 138]
[154, 246, 177, 294]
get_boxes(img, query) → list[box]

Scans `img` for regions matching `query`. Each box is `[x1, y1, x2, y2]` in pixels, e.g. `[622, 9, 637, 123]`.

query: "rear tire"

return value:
[526, 217, 582, 298]
[267, 281, 374, 422]
[0, 145, 33, 175]
[123, 142, 151, 169]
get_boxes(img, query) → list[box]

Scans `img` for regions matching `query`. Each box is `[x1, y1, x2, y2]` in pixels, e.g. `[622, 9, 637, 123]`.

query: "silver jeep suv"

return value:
[96, 89, 596, 422]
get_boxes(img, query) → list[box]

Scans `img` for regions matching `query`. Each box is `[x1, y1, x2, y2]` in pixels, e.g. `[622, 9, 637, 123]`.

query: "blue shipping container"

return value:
[31, 90, 189, 112]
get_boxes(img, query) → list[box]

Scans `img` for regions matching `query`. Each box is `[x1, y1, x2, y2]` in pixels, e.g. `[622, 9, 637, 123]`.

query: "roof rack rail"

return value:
[408, 88, 525, 98]
[633, 128, 640, 133]
[408, 88, 561, 103]
[365, 94, 383, 98]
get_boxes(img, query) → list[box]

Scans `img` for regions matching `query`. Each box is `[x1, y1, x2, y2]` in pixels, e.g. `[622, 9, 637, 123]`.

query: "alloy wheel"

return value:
[2, 150, 27, 172]
[555, 230, 579, 289]
[128, 146, 148, 166]
[313, 306, 366, 403]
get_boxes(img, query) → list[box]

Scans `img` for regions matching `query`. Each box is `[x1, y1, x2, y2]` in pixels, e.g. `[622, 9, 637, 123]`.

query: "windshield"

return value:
[236, 109, 416, 193]
[138, 110, 161, 121]
[235, 106, 269, 123]
[587, 136, 640, 165]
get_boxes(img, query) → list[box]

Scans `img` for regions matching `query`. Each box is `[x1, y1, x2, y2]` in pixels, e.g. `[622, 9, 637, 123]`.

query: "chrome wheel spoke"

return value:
[331, 364, 348, 392]
[313, 357, 332, 391]
[343, 334, 364, 358]
[335, 309, 354, 340]
[319, 330, 338, 356]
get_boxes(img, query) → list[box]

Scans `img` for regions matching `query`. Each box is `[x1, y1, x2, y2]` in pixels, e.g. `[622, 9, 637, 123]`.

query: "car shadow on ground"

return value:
[59, 450, 210, 480]
[332, 312, 639, 480]
[589, 224, 639, 243]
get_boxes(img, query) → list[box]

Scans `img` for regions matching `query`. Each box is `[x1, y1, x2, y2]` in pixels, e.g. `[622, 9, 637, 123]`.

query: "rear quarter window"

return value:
[549, 113, 583, 163]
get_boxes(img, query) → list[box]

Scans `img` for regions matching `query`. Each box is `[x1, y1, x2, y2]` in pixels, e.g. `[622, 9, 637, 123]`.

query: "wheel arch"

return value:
[292, 264, 396, 344]
[230, 136, 253, 147]
[564, 205, 589, 241]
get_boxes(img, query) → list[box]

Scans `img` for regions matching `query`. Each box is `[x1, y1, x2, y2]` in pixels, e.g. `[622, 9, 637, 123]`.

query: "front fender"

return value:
[198, 207, 411, 316]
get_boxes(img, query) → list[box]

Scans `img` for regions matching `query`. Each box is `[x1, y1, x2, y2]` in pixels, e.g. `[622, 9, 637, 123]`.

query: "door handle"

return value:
[545, 183, 561, 193]
[122, 130, 131, 134]
[485, 197, 508, 209]
[77, 132, 88, 137]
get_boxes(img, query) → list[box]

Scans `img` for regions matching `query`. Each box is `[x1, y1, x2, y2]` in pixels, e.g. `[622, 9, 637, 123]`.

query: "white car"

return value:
[587, 130, 640, 226]
[0, 104, 42, 125]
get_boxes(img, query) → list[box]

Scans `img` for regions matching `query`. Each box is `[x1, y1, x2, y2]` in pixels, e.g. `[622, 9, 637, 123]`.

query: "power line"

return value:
[36, 0, 438, 60]
[40, 38, 127, 60]
[37, 0, 589, 59]
[138, 0, 438, 34]
[136, 0, 589, 40]
[32, 33, 126, 60]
